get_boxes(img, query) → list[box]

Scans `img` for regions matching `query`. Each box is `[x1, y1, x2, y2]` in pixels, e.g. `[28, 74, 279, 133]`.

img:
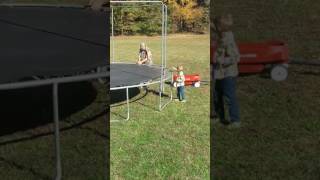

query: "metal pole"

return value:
[164, 5, 168, 69]
[53, 83, 62, 180]
[0, 72, 108, 90]
[159, 3, 165, 110]
[110, 87, 130, 122]
[165, 4, 172, 104]
[161, 4, 165, 70]
[126, 88, 130, 120]
[111, 6, 115, 63]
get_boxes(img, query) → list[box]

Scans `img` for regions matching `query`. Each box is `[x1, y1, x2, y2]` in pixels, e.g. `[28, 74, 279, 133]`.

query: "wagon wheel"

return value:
[270, 64, 288, 81]
[194, 81, 201, 87]
[173, 82, 177, 87]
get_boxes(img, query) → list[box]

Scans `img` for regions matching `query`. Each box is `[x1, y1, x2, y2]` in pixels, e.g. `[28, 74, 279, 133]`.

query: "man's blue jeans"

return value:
[214, 77, 240, 122]
[177, 86, 185, 101]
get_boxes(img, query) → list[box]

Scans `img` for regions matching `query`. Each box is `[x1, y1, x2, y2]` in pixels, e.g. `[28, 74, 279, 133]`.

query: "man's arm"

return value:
[139, 58, 148, 64]
[137, 53, 148, 64]
[222, 33, 240, 66]
[215, 49, 225, 65]
[147, 50, 152, 61]
[223, 44, 240, 66]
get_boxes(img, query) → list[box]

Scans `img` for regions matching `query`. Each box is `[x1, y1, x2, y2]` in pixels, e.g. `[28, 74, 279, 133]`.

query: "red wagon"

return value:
[173, 74, 201, 87]
[211, 40, 289, 81]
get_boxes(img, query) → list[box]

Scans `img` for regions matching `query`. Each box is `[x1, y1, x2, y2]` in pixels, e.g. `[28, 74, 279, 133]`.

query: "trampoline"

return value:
[111, 63, 169, 89]
[0, 4, 107, 83]
[110, 1, 172, 122]
[0, 3, 108, 180]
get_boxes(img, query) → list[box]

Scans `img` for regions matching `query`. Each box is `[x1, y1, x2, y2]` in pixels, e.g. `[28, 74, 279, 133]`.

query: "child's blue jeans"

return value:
[213, 77, 240, 122]
[177, 86, 185, 101]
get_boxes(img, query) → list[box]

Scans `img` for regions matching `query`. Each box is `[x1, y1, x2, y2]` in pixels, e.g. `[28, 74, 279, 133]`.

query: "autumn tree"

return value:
[166, 0, 206, 32]
[111, 0, 208, 35]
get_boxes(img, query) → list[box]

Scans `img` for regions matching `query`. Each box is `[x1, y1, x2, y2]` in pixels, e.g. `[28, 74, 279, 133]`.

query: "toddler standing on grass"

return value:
[173, 65, 186, 102]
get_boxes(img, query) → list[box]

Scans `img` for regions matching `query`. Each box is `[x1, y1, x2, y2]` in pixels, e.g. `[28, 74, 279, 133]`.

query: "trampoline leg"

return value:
[126, 87, 130, 120]
[159, 76, 173, 111]
[159, 83, 162, 111]
[53, 83, 62, 180]
[111, 88, 130, 122]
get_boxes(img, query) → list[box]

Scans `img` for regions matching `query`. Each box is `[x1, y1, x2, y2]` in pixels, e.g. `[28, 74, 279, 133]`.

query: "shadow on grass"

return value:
[238, 67, 320, 80]
[0, 156, 51, 180]
[111, 88, 145, 119]
[148, 88, 172, 98]
[238, 69, 270, 79]
[111, 86, 173, 119]
[0, 82, 97, 136]
[110, 87, 141, 105]
[0, 109, 107, 146]
[0, 111, 108, 180]
[292, 70, 320, 76]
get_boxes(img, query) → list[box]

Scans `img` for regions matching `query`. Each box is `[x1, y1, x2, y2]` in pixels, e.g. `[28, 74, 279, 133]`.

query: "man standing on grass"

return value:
[212, 14, 241, 129]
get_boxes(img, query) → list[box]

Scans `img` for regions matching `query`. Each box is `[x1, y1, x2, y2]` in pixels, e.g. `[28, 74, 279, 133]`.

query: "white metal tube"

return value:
[126, 88, 130, 120]
[0, 3, 86, 8]
[159, 3, 165, 110]
[110, 71, 171, 91]
[0, 72, 109, 90]
[53, 83, 62, 180]
[111, 6, 115, 63]
[164, 5, 168, 68]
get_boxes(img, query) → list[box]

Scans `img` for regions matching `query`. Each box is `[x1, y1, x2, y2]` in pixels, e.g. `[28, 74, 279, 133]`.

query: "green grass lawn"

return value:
[212, 67, 320, 180]
[212, 0, 320, 179]
[110, 34, 210, 179]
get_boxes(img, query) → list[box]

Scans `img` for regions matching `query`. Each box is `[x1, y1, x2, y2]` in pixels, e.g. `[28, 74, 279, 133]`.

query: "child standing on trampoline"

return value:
[173, 65, 186, 102]
[137, 42, 153, 65]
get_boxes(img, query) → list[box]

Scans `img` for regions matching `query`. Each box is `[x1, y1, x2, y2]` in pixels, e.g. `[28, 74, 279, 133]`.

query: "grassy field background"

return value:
[110, 34, 210, 179]
[0, 1, 210, 179]
[212, 0, 320, 179]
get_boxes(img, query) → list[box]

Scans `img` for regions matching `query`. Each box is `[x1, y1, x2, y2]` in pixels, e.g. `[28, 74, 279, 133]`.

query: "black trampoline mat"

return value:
[0, 5, 108, 84]
[110, 63, 163, 89]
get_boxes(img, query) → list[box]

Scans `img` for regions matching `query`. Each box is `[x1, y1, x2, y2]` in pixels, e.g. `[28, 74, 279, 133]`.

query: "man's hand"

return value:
[216, 56, 224, 65]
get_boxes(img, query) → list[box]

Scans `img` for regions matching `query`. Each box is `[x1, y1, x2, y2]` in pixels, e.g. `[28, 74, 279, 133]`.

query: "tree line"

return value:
[111, 0, 209, 36]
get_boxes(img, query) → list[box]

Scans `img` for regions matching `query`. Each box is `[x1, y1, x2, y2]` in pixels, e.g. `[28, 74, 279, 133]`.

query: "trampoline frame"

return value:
[110, 1, 172, 122]
[0, 3, 108, 180]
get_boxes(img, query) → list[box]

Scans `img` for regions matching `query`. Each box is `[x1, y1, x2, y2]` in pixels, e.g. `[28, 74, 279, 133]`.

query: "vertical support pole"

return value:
[164, 5, 168, 69]
[111, 6, 115, 63]
[110, 88, 130, 122]
[164, 4, 168, 100]
[159, 3, 165, 110]
[126, 87, 130, 120]
[53, 83, 62, 180]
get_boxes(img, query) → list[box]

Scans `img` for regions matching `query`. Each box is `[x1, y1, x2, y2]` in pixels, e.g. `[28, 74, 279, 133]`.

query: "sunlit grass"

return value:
[110, 34, 210, 179]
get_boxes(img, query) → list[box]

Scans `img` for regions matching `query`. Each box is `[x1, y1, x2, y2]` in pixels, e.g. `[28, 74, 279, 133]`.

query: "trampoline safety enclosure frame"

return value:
[110, 0, 172, 122]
